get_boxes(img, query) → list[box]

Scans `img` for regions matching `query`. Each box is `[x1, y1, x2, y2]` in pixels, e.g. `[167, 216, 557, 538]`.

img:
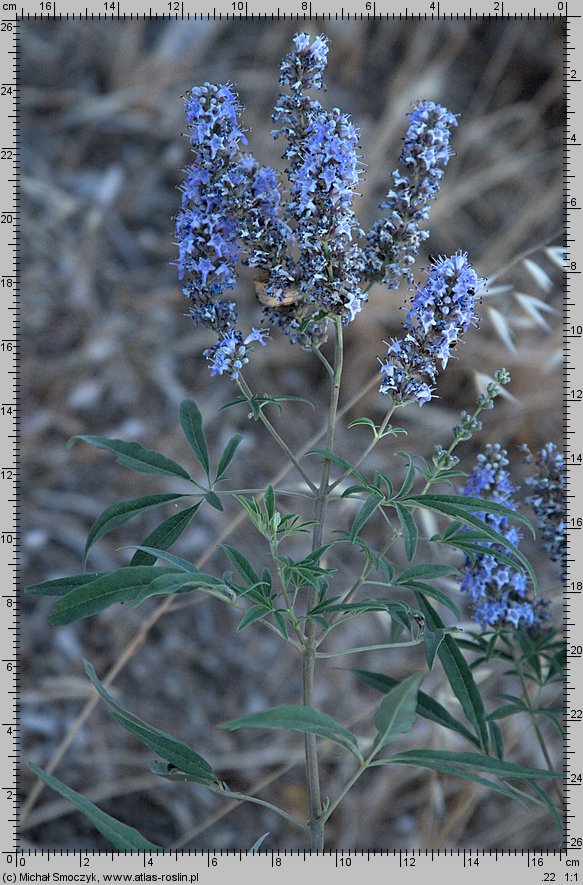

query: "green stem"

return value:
[319, 761, 368, 826]
[316, 637, 425, 658]
[312, 345, 335, 380]
[271, 537, 306, 645]
[237, 376, 317, 493]
[221, 789, 308, 831]
[217, 487, 314, 500]
[320, 732, 384, 827]
[328, 402, 398, 493]
[303, 316, 344, 851]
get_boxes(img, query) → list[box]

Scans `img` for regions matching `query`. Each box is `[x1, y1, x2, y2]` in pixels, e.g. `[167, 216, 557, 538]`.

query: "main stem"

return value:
[303, 317, 344, 851]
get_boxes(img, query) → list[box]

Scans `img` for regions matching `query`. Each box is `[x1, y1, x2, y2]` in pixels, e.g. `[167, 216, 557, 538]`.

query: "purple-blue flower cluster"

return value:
[176, 83, 271, 379]
[279, 32, 329, 92]
[522, 443, 566, 579]
[269, 33, 365, 344]
[175, 35, 471, 381]
[176, 83, 246, 296]
[379, 251, 479, 405]
[364, 101, 458, 290]
[460, 445, 549, 632]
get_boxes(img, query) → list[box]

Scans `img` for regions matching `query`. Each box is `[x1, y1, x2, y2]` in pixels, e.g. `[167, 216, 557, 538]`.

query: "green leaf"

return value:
[487, 703, 528, 721]
[350, 669, 480, 747]
[424, 629, 446, 669]
[264, 485, 276, 522]
[530, 781, 563, 842]
[218, 704, 363, 761]
[220, 544, 260, 587]
[28, 763, 164, 852]
[417, 596, 490, 752]
[85, 662, 221, 786]
[350, 493, 383, 541]
[25, 573, 107, 597]
[205, 491, 224, 512]
[130, 504, 202, 567]
[68, 436, 191, 482]
[215, 434, 243, 482]
[234, 495, 264, 533]
[404, 494, 538, 592]
[407, 494, 535, 536]
[347, 417, 377, 432]
[236, 604, 272, 632]
[129, 546, 199, 573]
[48, 567, 182, 625]
[369, 753, 531, 801]
[397, 564, 458, 583]
[393, 503, 418, 561]
[373, 672, 424, 750]
[397, 579, 461, 620]
[444, 538, 523, 577]
[375, 749, 562, 780]
[272, 610, 289, 640]
[84, 493, 191, 563]
[394, 456, 417, 499]
[124, 571, 234, 608]
[179, 399, 210, 478]
[489, 720, 504, 760]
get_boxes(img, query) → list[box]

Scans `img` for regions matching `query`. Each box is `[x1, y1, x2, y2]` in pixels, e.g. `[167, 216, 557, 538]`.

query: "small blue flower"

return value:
[364, 101, 458, 290]
[205, 328, 268, 381]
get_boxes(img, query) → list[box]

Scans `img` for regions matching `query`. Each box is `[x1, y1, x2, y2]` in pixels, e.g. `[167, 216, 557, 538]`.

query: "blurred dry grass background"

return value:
[21, 17, 563, 850]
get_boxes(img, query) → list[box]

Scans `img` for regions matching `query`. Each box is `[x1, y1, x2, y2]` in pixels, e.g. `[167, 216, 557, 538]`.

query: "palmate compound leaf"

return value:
[28, 763, 165, 852]
[85, 662, 221, 787]
[218, 705, 363, 762]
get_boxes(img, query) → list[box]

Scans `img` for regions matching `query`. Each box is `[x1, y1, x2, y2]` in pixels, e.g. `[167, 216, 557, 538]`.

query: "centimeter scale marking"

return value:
[4, 2, 579, 877]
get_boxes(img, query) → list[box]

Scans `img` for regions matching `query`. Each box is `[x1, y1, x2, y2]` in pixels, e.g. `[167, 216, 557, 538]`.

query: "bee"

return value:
[254, 272, 302, 308]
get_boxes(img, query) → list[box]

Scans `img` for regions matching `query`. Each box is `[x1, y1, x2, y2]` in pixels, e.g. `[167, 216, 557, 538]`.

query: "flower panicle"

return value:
[521, 442, 566, 579]
[460, 445, 550, 633]
[379, 251, 479, 406]
[176, 82, 274, 379]
[364, 100, 458, 290]
[267, 35, 366, 346]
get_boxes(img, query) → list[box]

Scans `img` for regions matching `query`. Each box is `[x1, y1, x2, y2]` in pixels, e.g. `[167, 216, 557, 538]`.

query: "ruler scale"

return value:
[7, 2, 577, 878]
